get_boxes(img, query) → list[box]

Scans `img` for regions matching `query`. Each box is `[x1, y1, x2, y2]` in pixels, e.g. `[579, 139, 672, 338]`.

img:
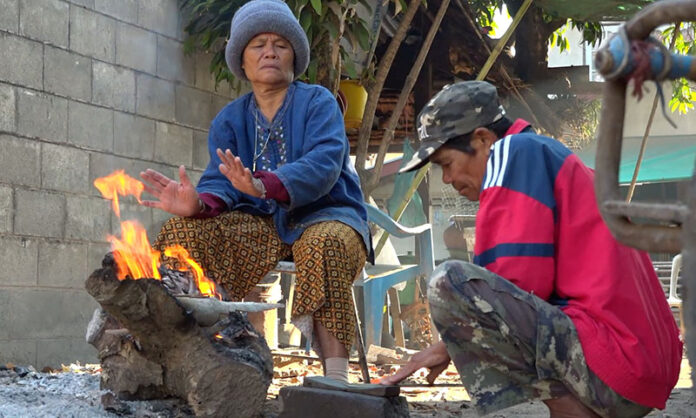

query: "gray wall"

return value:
[0, 0, 236, 368]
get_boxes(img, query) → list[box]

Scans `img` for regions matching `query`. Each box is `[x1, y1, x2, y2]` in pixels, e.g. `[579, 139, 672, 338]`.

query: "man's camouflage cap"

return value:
[400, 81, 505, 173]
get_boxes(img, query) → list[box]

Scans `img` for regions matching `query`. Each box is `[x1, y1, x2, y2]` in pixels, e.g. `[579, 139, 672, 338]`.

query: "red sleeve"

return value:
[253, 171, 290, 203]
[474, 187, 556, 300]
[192, 192, 227, 218]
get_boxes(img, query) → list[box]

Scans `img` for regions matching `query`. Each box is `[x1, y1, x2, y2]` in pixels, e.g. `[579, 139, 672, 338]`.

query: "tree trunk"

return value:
[85, 257, 274, 418]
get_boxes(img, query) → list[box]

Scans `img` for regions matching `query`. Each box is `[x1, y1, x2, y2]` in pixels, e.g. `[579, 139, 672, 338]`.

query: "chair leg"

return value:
[352, 289, 371, 383]
[388, 288, 405, 348]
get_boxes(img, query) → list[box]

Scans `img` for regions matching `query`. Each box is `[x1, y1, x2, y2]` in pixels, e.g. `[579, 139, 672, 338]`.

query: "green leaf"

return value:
[343, 56, 358, 79]
[310, 0, 322, 15]
[354, 21, 371, 51]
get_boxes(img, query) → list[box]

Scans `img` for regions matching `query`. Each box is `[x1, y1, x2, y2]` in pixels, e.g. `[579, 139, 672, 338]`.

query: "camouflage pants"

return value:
[428, 261, 652, 417]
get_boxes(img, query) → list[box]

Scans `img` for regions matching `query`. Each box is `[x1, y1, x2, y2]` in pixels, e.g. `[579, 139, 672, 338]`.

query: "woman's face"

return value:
[242, 33, 294, 87]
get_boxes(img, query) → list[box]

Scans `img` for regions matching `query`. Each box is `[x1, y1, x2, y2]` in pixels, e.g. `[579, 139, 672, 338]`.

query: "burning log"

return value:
[86, 254, 274, 418]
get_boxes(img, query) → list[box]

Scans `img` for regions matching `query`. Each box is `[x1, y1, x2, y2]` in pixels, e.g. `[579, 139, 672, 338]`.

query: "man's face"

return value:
[430, 129, 494, 201]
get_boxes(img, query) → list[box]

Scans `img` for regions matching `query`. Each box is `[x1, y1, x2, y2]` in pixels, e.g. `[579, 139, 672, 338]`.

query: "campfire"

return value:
[85, 170, 277, 417]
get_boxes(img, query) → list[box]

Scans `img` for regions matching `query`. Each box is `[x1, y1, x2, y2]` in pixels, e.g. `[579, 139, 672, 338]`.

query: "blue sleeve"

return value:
[195, 119, 241, 209]
[274, 88, 347, 209]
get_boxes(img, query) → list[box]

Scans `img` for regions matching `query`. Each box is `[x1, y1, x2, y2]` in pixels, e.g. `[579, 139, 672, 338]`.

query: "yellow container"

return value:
[339, 80, 367, 129]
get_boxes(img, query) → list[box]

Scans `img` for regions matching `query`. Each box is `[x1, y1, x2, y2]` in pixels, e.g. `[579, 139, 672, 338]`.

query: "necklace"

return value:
[251, 91, 293, 171]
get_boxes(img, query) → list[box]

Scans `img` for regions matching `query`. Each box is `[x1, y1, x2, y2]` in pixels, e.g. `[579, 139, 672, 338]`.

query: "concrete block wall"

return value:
[0, 0, 237, 368]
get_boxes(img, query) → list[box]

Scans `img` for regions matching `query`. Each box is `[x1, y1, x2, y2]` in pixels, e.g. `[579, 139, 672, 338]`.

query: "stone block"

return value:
[19, 0, 69, 47]
[193, 52, 216, 92]
[175, 85, 212, 129]
[68, 0, 94, 8]
[154, 121, 192, 166]
[192, 130, 210, 170]
[211, 93, 231, 122]
[88, 242, 111, 271]
[95, 0, 137, 24]
[89, 151, 155, 193]
[0, 339, 37, 366]
[36, 337, 98, 368]
[114, 112, 155, 159]
[278, 386, 410, 418]
[69, 6, 115, 62]
[14, 189, 65, 238]
[65, 195, 111, 241]
[16, 89, 68, 142]
[138, 0, 178, 38]
[38, 241, 90, 288]
[0, 134, 41, 187]
[156, 35, 193, 84]
[44, 45, 91, 101]
[41, 142, 90, 193]
[92, 61, 135, 112]
[0, 185, 11, 233]
[115, 22, 156, 74]
[0, 83, 15, 132]
[0, 32, 42, 89]
[0, 290, 10, 339]
[68, 101, 113, 152]
[6, 288, 97, 339]
[136, 74, 175, 120]
[0, 236, 38, 286]
[0, 0, 18, 33]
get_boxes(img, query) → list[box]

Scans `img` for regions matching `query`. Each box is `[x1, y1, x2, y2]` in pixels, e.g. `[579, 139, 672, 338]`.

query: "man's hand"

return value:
[217, 148, 264, 198]
[140, 166, 200, 217]
[379, 341, 451, 386]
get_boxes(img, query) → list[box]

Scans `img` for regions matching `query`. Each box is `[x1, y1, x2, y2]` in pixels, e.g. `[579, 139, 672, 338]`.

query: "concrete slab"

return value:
[278, 386, 410, 418]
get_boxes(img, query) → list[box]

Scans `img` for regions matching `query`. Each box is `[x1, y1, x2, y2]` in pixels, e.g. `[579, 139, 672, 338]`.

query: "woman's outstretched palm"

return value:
[140, 166, 200, 217]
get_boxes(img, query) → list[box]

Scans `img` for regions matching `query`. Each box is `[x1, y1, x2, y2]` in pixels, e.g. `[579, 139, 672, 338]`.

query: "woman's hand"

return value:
[379, 341, 452, 386]
[217, 148, 264, 198]
[140, 166, 200, 217]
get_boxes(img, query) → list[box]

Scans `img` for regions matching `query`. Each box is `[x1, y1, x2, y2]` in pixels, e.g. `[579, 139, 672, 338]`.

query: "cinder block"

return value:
[0, 83, 15, 132]
[0, 33, 43, 89]
[36, 337, 98, 369]
[193, 52, 216, 92]
[136, 74, 175, 120]
[38, 241, 90, 288]
[0, 290, 11, 339]
[115, 22, 156, 74]
[175, 85, 212, 129]
[69, 6, 115, 62]
[0, 236, 38, 286]
[0, 134, 41, 187]
[65, 195, 111, 241]
[41, 142, 90, 193]
[6, 288, 98, 339]
[19, 0, 69, 47]
[92, 61, 135, 112]
[278, 386, 410, 418]
[68, 101, 113, 152]
[16, 89, 68, 142]
[68, 0, 94, 8]
[95, 0, 137, 24]
[154, 121, 192, 166]
[0, 339, 37, 366]
[138, 0, 179, 38]
[88, 152, 160, 196]
[114, 112, 155, 159]
[0, 185, 12, 233]
[88, 242, 111, 272]
[192, 130, 210, 170]
[150, 207, 173, 239]
[15, 189, 65, 238]
[44, 45, 91, 101]
[156, 35, 194, 84]
[0, 0, 19, 33]
[211, 93, 231, 122]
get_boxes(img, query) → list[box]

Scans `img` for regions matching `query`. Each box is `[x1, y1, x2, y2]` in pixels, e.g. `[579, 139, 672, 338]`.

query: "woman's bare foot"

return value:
[543, 394, 601, 418]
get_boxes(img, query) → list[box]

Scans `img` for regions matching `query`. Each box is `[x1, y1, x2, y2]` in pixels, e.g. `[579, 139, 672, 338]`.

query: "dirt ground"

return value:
[0, 357, 693, 417]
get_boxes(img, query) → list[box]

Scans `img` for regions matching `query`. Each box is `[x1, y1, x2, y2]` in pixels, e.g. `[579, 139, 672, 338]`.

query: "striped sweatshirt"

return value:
[473, 132, 682, 408]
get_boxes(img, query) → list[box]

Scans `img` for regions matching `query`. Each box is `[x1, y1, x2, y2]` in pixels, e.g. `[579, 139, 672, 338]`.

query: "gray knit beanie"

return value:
[225, 0, 310, 80]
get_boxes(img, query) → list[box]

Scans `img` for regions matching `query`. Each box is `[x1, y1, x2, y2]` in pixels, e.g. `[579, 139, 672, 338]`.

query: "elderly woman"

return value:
[139, 0, 372, 383]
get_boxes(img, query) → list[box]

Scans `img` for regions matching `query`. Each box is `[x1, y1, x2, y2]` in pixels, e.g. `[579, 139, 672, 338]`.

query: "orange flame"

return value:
[95, 171, 221, 299]
[93, 169, 144, 218]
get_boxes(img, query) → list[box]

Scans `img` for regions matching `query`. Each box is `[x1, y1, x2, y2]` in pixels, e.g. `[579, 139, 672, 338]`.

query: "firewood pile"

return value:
[85, 253, 275, 418]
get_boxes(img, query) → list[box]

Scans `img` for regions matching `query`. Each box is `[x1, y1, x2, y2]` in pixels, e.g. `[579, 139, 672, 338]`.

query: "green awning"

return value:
[577, 136, 696, 184]
[536, 0, 654, 21]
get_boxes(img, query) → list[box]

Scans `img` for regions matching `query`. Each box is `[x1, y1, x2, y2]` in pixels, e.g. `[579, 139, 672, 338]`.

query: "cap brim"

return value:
[398, 139, 447, 173]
